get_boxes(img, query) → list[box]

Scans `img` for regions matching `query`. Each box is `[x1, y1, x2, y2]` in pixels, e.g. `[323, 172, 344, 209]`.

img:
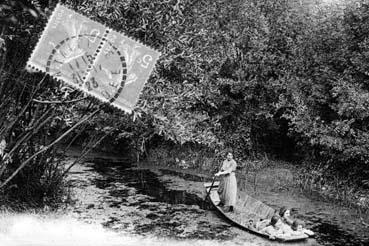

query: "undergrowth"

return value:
[295, 163, 369, 219]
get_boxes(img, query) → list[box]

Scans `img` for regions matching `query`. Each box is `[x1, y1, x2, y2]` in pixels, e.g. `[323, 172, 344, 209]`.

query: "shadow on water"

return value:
[83, 160, 236, 240]
[311, 219, 369, 246]
[158, 169, 207, 182]
[91, 160, 209, 209]
[85, 159, 369, 245]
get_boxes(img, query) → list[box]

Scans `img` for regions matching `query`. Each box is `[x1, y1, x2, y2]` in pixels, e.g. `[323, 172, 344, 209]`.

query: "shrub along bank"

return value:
[1, 0, 369, 209]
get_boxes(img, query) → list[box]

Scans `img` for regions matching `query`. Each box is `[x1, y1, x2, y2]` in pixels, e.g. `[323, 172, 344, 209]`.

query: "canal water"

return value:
[0, 158, 368, 246]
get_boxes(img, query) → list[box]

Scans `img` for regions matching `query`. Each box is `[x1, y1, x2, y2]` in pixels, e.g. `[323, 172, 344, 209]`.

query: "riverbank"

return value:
[295, 165, 369, 219]
[142, 148, 369, 221]
[64, 143, 369, 215]
[136, 158, 369, 242]
[64, 144, 369, 221]
[67, 156, 369, 245]
[1, 154, 369, 245]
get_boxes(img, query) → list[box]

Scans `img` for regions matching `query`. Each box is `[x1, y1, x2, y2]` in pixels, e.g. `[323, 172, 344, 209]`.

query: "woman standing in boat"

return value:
[215, 152, 237, 212]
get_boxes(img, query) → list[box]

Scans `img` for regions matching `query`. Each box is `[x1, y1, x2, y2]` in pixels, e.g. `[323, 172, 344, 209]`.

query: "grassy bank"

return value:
[295, 164, 369, 219]
[144, 144, 369, 221]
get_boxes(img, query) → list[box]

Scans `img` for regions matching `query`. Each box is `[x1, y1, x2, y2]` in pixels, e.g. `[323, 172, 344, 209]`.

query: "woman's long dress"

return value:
[218, 159, 237, 207]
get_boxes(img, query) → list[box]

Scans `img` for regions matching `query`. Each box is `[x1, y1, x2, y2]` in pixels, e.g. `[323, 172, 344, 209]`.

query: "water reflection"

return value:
[91, 162, 209, 209]
[312, 219, 367, 246]
[70, 159, 369, 246]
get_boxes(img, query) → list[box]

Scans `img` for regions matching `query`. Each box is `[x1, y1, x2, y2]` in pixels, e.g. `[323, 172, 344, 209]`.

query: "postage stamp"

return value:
[26, 4, 161, 113]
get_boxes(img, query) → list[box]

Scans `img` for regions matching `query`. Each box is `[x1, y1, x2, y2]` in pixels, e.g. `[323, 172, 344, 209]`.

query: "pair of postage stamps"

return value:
[27, 4, 161, 113]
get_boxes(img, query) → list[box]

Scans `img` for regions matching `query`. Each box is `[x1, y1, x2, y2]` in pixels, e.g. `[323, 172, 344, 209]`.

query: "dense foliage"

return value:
[65, 0, 368, 177]
[1, 0, 369, 204]
[0, 0, 107, 206]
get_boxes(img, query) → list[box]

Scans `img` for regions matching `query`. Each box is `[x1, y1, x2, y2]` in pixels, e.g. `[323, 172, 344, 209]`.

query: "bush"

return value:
[0, 0, 72, 208]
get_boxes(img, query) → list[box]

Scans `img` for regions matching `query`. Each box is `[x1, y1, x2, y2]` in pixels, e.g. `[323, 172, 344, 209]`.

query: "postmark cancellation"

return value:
[26, 4, 161, 113]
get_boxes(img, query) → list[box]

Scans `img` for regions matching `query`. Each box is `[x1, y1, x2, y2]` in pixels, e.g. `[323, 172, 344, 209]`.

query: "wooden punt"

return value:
[204, 181, 310, 242]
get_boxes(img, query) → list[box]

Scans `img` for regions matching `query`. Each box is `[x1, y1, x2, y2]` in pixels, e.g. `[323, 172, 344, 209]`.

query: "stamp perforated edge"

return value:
[58, 3, 162, 59]
[25, 3, 162, 114]
[26, 3, 61, 73]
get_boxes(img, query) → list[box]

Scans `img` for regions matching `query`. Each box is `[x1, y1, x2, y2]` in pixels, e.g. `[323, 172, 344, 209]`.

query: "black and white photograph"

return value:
[0, 0, 368, 245]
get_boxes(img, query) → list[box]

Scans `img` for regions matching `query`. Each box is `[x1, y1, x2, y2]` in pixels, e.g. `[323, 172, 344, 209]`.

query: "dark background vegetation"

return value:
[0, 0, 368, 208]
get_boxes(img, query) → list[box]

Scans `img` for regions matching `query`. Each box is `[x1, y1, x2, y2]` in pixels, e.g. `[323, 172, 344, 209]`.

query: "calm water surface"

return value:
[1, 158, 368, 246]
[66, 159, 369, 246]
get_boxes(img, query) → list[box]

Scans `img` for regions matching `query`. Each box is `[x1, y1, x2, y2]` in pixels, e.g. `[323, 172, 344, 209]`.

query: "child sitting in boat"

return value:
[279, 206, 293, 226]
[279, 207, 315, 237]
[291, 220, 315, 236]
[260, 215, 290, 239]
